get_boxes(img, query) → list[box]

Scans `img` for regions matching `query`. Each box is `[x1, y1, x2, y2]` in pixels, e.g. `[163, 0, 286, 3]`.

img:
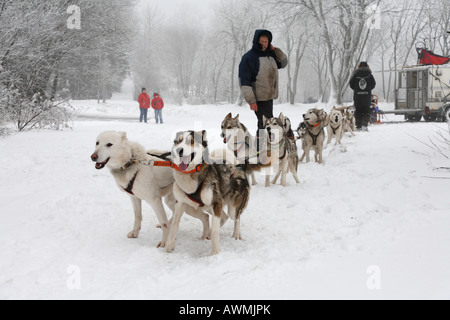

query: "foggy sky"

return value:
[138, 0, 215, 17]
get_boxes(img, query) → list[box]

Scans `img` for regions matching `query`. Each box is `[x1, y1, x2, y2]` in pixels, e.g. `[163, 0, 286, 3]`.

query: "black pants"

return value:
[355, 103, 370, 128]
[255, 100, 273, 153]
[255, 100, 274, 130]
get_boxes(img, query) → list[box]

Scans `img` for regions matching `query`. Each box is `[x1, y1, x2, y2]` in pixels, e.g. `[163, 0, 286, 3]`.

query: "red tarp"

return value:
[418, 49, 450, 65]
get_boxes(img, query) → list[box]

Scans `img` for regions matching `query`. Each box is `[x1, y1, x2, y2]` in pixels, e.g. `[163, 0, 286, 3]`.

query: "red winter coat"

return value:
[138, 93, 151, 109]
[151, 94, 164, 110]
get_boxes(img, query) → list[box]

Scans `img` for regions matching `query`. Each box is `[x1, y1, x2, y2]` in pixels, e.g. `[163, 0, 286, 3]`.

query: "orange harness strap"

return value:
[151, 160, 203, 174]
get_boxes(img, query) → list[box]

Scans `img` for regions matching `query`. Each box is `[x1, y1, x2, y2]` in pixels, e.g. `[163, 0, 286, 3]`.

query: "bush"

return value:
[0, 86, 73, 132]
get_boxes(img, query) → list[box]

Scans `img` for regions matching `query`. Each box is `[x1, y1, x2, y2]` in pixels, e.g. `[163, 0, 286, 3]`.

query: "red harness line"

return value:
[150, 160, 206, 207]
[150, 160, 203, 174]
[123, 159, 203, 197]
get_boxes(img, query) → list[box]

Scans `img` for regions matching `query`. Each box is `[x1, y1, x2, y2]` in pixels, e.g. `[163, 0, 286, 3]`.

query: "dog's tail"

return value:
[230, 175, 250, 219]
[243, 162, 271, 173]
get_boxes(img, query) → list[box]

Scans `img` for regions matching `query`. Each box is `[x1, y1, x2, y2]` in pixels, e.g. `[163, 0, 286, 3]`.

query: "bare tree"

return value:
[213, 0, 272, 104]
[279, 10, 312, 104]
[277, 0, 379, 105]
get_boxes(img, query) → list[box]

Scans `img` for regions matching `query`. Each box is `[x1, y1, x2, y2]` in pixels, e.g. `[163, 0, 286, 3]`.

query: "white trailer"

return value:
[384, 65, 450, 122]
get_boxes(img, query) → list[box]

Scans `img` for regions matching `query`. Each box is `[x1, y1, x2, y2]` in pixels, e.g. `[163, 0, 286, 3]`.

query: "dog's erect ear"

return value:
[174, 132, 184, 144]
[225, 113, 232, 120]
[234, 114, 240, 121]
[197, 130, 208, 148]
[319, 110, 326, 121]
[201, 130, 207, 142]
[119, 132, 127, 141]
[279, 113, 285, 122]
[203, 130, 209, 148]
[262, 115, 268, 127]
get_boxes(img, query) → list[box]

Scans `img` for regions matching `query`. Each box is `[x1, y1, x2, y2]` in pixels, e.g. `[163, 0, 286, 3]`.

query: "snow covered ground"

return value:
[1, 100, 450, 300]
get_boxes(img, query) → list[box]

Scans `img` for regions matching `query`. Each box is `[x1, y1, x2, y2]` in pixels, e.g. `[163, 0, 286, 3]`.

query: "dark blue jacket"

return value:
[239, 30, 288, 104]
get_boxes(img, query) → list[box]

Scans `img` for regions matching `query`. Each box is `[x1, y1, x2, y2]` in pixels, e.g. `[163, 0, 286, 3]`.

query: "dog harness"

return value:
[306, 122, 323, 146]
[123, 171, 139, 196]
[331, 124, 341, 135]
[279, 145, 288, 161]
[185, 181, 205, 207]
[307, 130, 322, 146]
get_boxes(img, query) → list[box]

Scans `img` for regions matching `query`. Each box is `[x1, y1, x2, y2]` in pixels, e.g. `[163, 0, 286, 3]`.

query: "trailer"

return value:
[381, 65, 450, 122]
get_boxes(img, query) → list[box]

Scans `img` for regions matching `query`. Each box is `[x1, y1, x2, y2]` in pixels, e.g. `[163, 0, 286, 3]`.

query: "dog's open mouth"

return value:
[179, 153, 196, 172]
[223, 134, 231, 144]
[95, 158, 110, 170]
[268, 132, 276, 143]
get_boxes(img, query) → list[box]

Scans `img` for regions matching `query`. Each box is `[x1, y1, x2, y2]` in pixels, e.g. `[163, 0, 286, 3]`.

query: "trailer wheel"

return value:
[424, 114, 437, 122]
[407, 114, 422, 122]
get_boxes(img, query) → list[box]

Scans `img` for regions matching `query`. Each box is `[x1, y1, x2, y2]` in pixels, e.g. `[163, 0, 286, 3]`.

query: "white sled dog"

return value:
[300, 108, 327, 164]
[264, 113, 300, 187]
[326, 107, 345, 147]
[166, 130, 263, 255]
[90, 131, 210, 247]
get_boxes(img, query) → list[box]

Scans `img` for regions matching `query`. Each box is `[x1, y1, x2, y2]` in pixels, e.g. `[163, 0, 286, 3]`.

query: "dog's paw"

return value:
[157, 241, 166, 248]
[166, 241, 176, 253]
[232, 233, 242, 241]
[127, 230, 140, 239]
[201, 234, 211, 241]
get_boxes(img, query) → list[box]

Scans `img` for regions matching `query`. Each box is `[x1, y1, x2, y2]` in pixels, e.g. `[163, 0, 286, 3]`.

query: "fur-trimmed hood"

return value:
[353, 66, 372, 77]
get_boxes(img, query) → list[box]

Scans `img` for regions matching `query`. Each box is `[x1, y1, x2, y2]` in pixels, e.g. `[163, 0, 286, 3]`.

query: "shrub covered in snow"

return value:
[0, 85, 73, 132]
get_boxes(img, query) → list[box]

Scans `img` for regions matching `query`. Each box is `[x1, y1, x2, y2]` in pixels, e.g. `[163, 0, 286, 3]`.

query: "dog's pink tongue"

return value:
[179, 156, 191, 172]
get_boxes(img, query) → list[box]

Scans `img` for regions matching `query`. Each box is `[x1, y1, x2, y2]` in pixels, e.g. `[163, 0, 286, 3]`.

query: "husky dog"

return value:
[263, 113, 300, 187]
[90, 131, 210, 247]
[166, 130, 254, 255]
[345, 106, 357, 132]
[326, 107, 345, 146]
[300, 109, 327, 164]
[282, 116, 296, 143]
[334, 106, 356, 136]
[219, 113, 259, 185]
[296, 122, 307, 140]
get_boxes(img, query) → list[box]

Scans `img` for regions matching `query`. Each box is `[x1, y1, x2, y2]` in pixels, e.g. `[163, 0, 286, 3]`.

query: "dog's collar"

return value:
[171, 163, 204, 174]
[140, 159, 204, 174]
[308, 122, 322, 128]
[116, 159, 135, 172]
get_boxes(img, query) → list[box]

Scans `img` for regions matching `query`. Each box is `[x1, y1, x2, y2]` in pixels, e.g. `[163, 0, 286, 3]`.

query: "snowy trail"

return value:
[1, 102, 449, 299]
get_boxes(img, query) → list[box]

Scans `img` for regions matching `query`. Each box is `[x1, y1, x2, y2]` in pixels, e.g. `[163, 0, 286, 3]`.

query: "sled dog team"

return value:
[90, 106, 357, 255]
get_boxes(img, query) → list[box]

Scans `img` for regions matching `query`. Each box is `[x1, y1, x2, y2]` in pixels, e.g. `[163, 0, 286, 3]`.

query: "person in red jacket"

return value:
[138, 88, 150, 123]
[151, 93, 164, 124]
